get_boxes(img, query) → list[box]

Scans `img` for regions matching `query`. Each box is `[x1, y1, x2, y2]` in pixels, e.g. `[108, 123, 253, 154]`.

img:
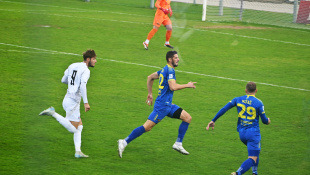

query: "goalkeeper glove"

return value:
[169, 8, 173, 17]
[159, 7, 169, 15]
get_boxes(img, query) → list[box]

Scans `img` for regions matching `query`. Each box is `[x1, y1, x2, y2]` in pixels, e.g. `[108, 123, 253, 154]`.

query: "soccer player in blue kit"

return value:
[206, 82, 271, 175]
[118, 51, 196, 158]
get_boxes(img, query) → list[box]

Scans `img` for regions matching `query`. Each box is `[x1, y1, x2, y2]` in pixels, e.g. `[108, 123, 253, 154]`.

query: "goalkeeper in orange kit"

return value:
[143, 0, 174, 50]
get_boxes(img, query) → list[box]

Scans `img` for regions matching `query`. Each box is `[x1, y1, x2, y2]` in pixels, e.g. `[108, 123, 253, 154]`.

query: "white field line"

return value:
[0, 9, 147, 25]
[1, 42, 309, 92]
[0, 48, 64, 54]
[1, 7, 310, 47]
[0, 9, 91, 13]
[0, 0, 154, 18]
[194, 29, 310, 47]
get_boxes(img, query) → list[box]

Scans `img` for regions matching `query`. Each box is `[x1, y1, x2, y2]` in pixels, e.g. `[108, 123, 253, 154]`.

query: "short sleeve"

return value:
[157, 70, 161, 75]
[167, 67, 175, 81]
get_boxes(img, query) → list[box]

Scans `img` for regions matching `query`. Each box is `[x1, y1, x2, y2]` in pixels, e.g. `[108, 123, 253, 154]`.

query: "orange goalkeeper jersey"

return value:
[155, 0, 171, 17]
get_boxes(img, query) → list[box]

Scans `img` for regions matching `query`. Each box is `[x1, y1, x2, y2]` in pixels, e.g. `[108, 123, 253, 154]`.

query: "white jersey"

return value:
[61, 62, 90, 103]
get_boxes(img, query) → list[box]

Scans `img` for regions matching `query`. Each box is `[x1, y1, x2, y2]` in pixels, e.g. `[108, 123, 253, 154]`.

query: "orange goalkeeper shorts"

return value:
[153, 15, 171, 28]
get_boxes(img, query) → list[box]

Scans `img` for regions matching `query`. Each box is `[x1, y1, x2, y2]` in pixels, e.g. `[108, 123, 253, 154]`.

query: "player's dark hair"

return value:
[83, 49, 96, 61]
[246, 82, 256, 93]
[166, 51, 178, 62]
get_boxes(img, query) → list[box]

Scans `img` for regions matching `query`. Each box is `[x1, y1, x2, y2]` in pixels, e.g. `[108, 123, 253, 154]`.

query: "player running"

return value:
[206, 82, 271, 175]
[39, 49, 97, 158]
[143, 0, 174, 50]
[118, 51, 196, 158]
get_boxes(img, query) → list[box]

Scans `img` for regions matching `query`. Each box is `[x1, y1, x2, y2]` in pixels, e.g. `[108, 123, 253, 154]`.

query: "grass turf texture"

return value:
[0, 0, 309, 174]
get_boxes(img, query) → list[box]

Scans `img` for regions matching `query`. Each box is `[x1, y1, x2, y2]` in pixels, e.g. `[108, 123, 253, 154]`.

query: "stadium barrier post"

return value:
[202, 0, 208, 21]
[150, 0, 154, 8]
[293, 0, 298, 23]
[219, 0, 223, 16]
[239, 0, 244, 21]
[194, 0, 196, 4]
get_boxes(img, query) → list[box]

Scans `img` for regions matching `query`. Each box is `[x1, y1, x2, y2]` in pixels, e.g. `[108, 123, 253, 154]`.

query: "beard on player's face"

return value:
[88, 58, 96, 67]
[172, 59, 178, 67]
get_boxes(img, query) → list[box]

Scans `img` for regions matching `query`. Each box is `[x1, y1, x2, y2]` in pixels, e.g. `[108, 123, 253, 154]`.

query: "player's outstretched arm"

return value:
[206, 121, 215, 130]
[168, 80, 196, 91]
[186, 81, 196, 88]
[206, 102, 235, 131]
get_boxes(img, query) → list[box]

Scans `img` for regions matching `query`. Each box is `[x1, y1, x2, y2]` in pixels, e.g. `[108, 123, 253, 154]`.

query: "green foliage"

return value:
[0, 0, 309, 174]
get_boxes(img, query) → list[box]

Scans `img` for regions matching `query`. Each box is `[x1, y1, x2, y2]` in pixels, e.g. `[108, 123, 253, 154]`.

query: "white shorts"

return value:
[62, 97, 81, 122]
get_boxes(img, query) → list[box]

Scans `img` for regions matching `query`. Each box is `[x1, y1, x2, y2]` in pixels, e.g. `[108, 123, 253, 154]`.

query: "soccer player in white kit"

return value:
[39, 49, 97, 158]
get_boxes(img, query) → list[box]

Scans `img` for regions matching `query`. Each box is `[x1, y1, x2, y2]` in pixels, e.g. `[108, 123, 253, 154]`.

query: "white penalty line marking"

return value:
[1, 42, 309, 92]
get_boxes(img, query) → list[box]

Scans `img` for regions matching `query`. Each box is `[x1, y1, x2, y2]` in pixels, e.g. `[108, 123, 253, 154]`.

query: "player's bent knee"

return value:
[185, 115, 192, 123]
[143, 121, 156, 132]
[77, 125, 83, 131]
[67, 124, 78, 133]
[153, 25, 159, 30]
[165, 25, 172, 30]
[182, 115, 192, 123]
[181, 111, 192, 123]
[144, 126, 153, 132]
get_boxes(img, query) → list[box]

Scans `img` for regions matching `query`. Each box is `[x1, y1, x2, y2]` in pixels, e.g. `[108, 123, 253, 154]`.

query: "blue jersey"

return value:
[212, 95, 269, 132]
[155, 64, 176, 106]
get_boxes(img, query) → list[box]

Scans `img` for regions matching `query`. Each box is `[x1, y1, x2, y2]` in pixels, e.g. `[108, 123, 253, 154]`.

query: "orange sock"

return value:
[147, 28, 158, 40]
[166, 30, 172, 42]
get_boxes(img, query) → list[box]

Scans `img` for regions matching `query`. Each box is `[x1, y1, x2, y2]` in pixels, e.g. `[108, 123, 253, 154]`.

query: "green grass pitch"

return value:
[0, 0, 309, 174]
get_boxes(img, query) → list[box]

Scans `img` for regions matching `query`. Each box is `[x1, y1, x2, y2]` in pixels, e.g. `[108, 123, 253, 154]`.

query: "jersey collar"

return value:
[246, 95, 255, 98]
[167, 64, 174, 68]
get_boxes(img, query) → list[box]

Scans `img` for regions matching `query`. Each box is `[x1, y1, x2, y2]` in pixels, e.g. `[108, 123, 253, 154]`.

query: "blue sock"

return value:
[176, 121, 189, 143]
[252, 157, 259, 174]
[125, 126, 145, 144]
[237, 158, 255, 175]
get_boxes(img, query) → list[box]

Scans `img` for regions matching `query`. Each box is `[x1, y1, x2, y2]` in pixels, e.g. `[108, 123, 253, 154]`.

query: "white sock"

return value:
[52, 112, 77, 133]
[165, 41, 170, 45]
[74, 125, 83, 152]
[122, 139, 128, 147]
[145, 39, 150, 44]
[175, 142, 182, 146]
